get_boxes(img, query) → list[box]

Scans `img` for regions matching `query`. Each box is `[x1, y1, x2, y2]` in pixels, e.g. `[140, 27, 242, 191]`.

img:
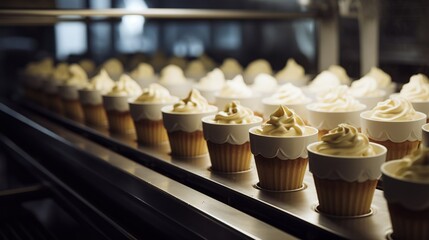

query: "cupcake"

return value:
[307, 124, 387, 216]
[215, 75, 262, 115]
[129, 83, 179, 145]
[381, 147, 429, 240]
[103, 74, 142, 135]
[219, 58, 243, 80]
[22, 58, 54, 105]
[185, 60, 207, 80]
[43, 63, 70, 114]
[360, 96, 426, 161]
[78, 59, 96, 77]
[250, 73, 278, 99]
[364, 67, 396, 96]
[262, 83, 312, 122]
[328, 65, 351, 86]
[349, 76, 386, 109]
[159, 64, 192, 98]
[78, 69, 115, 127]
[306, 85, 366, 139]
[275, 58, 309, 86]
[243, 59, 273, 84]
[249, 106, 318, 191]
[129, 63, 157, 88]
[101, 58, 124, 81]
[303, 71, 341, 100]
[202, 101, 263, 172]
[58, 64, 88, 122]
[162, 89, 217, 157]
[194, 68, 226, 104]
[398, 74, 429, 122]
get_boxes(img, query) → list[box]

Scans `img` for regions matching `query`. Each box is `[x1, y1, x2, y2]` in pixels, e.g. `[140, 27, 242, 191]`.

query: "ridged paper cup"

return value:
[79, 89, 108, 128]
[103, 95, 136, 135]
[422, 123, 429, 147]
[58, 85, 84, 122]
[307, 142, 387, 217]
[382, 160, 429, 240]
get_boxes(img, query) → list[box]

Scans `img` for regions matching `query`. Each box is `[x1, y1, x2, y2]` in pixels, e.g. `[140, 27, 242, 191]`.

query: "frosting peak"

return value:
[275, 58, 305, 82]
[64, 64, 88, 88]
[195, 68, 225, 91]
[219, 58, 243, 79]
[393, 147, 429, 183]
[130, 63, 155, 80]
[350, 76, 385, 97]
[365, 67, 391, 88]
[328, 65, 351, 85]
[159, 64, 187, 85]
[106, 74, 142, 97]
[185, 60, 206, 80]
[313, 85, 364, 112]
[266, 83, 311, 105]
[257, 105, 306, 136]
[172, 89, 211, 113]
[85, 69, 115, 94]
[218, 75, 253, 98]
[134, 83, 177, 103]
[214, 101, 255, 124]
[399, 74, 429, 102]
[369, 96, 418, 121]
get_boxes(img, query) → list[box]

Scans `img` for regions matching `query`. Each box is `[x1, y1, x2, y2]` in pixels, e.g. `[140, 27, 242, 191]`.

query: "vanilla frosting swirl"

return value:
[393, 147, 429, 183]
[159, 64, 187, 85]
[350, 76, 385, 97]
[51, 63, 70, 83]
[84, 69, 115, 94]
[106, 74, 142, 97]
[313, 85, 364, 112]
[64, 64, 88, 88]
[130, 63, 155, 80]
[172, 89, 211, 113]
[102, 58, 124, 80]
[195, 68, 225, 91]
[218, 75, 253, 97]
[266, 83, 311, 105]
[369, 96, 418, 121]
[185, 60, 206, 80]
[328, 65, 351, 85]
[317, 123, 376, 156]
[399, 74, 429, 102]
[219, 58, 243, 79]
[365, 67, 391, 88]
[251, 73, 278, 93]
[308, 71, 341, 94]
[24, 58, 54, 80]
[257, 105, 306, 136]
[134, 83, 177, 103]
[275, 59, 305, 82]
[214, 101, 255, 124]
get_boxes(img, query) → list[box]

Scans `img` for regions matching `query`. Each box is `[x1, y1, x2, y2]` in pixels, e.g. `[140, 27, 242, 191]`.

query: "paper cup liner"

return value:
[313, 176, 377, 216]
[207, 141, 252, 173]
[62, 99, 84, 123]
[106, 110, 136, 135]
[46, 93, 64, 115]
[134, 119, 168, 145]
[167, 130, 207, 157]
[388, 203, 429, 240]
[254, 155, 308, 191]
[369, 139, 420, 161]
[82, 104, 108, 128]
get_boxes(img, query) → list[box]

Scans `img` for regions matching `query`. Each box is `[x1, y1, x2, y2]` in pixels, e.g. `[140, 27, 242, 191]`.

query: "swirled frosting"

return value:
[194, 68, 225, 91]
[308, 71, 341, 94]
[312, 85, 364, 112]
[350, 76, 385, 97]
[172, 89, 211, 113]
[317, 123, 375, 156]
[399, 74, 429, 102]
[393, 147, 429, 183]
[134, 83, 177, 103]
[130, 63, 155, 80]
[257, 105, 306, 136]
[159, 64, 187, 85]
[251, 73, 278, 94]
[365, 67, 391, 88]
[369, 96, 419, 121]
[84, 69, 115, 94]
[24, 58, 54, 80]
[220, 58, 243, 80]
[328, 65, 351, 85]
[265, 83, 311, 105]
[51, 63, 70, 83]
[78, 59, 95, 75]
[106, 74, 142, 97]
[102, 58, 124, 80]
[185, 60, 206, 80]
[64, 64, 88, 88]
[218, 75, 253, 98]
[275, 59, 305, 82]
[244, 59, 272, 83]
[214, 101, 255, 124]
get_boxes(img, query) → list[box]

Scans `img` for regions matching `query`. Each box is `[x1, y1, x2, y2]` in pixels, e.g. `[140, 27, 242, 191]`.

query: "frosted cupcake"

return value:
[215, 75, 262, 115]
[249, 106, 318, 191]
[364, 67, 396, 96]
[262, 83, 312, 122]
[243, 59, 273, 84]
[159, 64, 192, 98]
[129, 63, 157, 88]
[78, 59, 96, 77]
[382, 147, 429, 240]
[58, 64, 88, 122]
[398, 74, 429, 122]
[219, 58, 243, 80]
[275, 58, 309, 86]
[162, 89, 217, 157]
[350, 76, 386, 109]
[194, 68, 226, 103]
[360, 96, 426, 161]
[303, 71, 341, 100]
[185, 60, 207, 80]
[251, 73, 278, 99]
[103, 74, 142, 135]
[101, 58, 124, 81]
[202, 101, 263, 172]
[43, 63, 69, 114]
[306, 85, 366, 139]
[328, 65, 351, 86]
[22, 58, 54, 105]
[78, 69, 115, 127]
[307, 124, 387, 216]
[129, 83, 179, 145]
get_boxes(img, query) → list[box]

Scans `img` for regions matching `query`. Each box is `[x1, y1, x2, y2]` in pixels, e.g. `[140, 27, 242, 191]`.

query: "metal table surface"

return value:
[18, 101, 393, 240]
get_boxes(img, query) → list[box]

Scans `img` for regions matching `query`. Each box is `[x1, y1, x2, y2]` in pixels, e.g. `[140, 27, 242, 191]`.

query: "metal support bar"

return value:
[358, 0, 379, 75]
[317, 0, 339, 71]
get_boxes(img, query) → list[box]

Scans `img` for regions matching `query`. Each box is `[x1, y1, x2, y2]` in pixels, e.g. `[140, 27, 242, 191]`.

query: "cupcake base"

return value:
[167, 130, 207, 158]
[388, 203, 429, 240]
[313, 176, 377, 216]
[369, 139, 420, 161]
[106, 110, 136, 135]
[82, 104, 108, 128]
[254, 155, 308, 191]
[207, 141, 252, 173]
[134, 119, 168, 145]
[62, 99, 84, 123]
